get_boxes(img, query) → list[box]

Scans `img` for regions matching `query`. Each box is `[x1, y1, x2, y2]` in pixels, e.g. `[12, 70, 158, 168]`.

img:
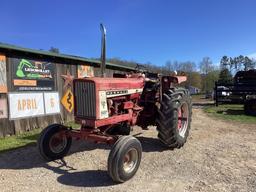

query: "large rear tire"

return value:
[107, 136, 142, 183]
[38, 124, 72, 161]
[156, 88, 192, 149]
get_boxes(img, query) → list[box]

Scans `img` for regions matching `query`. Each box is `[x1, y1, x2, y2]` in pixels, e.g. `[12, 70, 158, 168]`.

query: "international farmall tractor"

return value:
[38, 24, 192, 183]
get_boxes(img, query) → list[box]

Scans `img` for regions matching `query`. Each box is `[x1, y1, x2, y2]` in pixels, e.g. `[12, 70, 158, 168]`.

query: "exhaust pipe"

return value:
[100, 23, 106, 77]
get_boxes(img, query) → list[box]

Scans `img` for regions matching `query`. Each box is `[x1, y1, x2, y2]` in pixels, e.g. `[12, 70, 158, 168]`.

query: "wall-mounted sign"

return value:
[44, 92, 60, 115]
[78, 65, 94, 78]
[0, 97, 8, 119]
[9, 92, 45, 119]
[61, 89, 74, 113]
[8, 92, 61, 119]
[0, 54, 7, 93]
[11, 58, 56, 91]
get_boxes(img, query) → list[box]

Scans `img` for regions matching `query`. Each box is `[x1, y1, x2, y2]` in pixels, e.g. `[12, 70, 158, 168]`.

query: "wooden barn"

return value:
[0, 43, 135, 137]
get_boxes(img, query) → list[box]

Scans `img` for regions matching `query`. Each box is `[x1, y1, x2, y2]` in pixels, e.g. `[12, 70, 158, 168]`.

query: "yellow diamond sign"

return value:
[61, 89, 74, 113]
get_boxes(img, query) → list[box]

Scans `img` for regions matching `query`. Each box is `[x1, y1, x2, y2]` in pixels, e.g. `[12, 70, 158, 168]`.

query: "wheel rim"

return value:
[123, 148, 138, 174]
[177, 102, 189, 138]
[49, 133, 67, 154]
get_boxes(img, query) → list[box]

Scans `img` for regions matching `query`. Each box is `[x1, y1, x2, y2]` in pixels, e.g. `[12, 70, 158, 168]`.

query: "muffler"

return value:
[100, 23, 106, 77]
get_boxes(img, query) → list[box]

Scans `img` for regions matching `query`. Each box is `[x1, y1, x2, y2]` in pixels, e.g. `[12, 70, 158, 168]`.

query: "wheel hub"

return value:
[177, 102, 189, 138]
[49, 133, 67, 154]
[123, 148, 138, 174]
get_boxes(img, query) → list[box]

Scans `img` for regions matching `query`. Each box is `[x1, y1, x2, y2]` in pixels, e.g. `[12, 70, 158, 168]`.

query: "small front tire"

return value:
[38, 124, 72, 161]
[107, 136, 142, 183]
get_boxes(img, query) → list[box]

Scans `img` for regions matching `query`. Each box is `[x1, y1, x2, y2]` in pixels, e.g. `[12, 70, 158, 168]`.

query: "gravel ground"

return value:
[0, 108, 255, 192]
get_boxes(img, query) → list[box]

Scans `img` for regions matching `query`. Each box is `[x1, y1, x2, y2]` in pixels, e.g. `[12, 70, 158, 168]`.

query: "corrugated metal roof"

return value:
[0, 43, 136, 71]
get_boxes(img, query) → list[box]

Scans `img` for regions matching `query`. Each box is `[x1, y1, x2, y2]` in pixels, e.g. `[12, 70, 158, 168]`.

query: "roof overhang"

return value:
[0, 43, 136, 72]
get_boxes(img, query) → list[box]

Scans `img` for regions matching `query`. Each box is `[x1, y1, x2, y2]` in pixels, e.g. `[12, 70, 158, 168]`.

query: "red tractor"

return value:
[38, 24, 192, 183]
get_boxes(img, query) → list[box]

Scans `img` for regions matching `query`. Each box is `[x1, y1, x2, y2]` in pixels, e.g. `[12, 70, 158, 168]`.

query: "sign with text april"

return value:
[9, 93, 45, 119]
[8, 92, 61, 119]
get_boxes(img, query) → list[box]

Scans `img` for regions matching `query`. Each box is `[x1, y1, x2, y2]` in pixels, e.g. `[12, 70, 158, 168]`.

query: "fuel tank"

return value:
[83, 77, 145, 90]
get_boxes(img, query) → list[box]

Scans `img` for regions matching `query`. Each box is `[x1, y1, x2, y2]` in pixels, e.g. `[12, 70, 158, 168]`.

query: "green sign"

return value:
[11, 58, 56, 91]
[16, 59, 52, 79]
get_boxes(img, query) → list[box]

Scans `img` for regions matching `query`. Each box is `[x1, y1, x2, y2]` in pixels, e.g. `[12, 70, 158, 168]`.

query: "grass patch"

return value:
[65, 121, 80, 129]
[204, 104, 256, 124]
[192, 94, 213, 103]
[191, 94, 204, 101]
[0, 121, 80, 153]
[0, 128, 41, 153]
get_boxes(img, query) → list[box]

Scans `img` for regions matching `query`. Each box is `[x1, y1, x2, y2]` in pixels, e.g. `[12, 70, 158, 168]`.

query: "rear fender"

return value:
[161, 76, 187, 93]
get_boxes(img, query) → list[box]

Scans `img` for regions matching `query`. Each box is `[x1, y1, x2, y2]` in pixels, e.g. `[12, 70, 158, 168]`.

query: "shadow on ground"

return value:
[57, 170, 115, 187]
[137, 136, 166, 152]
[0, 134, 166, 187]
[0, 132, 41, 154]
[0, 139, 111, 169]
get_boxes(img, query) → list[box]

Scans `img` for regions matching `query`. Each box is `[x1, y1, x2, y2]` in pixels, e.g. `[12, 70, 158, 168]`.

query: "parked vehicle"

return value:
[215, 69, 256, 116]
[38, 24, 192, 183]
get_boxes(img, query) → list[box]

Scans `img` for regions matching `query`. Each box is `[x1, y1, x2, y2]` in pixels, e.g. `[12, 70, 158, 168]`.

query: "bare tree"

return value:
[200, 57, 215, 92]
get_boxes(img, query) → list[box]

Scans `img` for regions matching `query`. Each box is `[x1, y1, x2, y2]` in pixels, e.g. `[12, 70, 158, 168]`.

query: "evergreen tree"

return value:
[218, 68, 233, 84]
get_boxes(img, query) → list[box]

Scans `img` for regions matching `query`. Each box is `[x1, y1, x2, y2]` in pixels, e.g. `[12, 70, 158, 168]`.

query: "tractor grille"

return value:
[74, 81, 96, 118]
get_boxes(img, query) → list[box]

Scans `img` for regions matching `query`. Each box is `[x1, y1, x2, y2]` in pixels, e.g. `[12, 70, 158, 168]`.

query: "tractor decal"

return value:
[106, 88, 143, 98]
[99, 91, 109, 119]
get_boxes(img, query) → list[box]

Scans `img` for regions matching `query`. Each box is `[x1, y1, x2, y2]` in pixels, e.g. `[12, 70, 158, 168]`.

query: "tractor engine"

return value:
[73, 77, 145, 129]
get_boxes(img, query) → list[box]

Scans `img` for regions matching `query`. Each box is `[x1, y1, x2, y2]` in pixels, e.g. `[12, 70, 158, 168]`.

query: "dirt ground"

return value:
[0, 106, 255, 192]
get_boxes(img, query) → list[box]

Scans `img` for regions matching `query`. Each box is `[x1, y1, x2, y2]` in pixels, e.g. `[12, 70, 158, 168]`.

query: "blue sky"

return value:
[1, 0, 256, 66]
